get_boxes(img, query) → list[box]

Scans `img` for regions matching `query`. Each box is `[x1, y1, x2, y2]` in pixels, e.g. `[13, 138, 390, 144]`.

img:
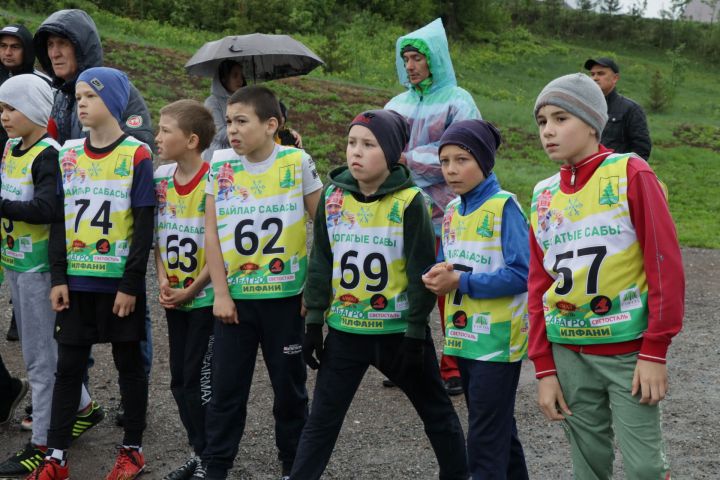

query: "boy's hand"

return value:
[50, 285, 70, 312]
[537, 375, 572, 420]
[422, 262, 460, 296]
[632, 359, 668, 405]
[303, 324, 324, 369]
[113, 292, 137, 318]
[160, 286, 192, 309]
[214, 293, 238, 324]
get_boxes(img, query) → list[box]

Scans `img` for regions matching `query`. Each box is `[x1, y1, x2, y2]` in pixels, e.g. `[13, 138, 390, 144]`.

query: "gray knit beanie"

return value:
[534, 73, 608, 140]
[0, 74, 53, 127]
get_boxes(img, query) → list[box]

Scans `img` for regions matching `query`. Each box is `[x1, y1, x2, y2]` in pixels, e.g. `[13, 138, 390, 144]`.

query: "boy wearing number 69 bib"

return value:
[292, 110, 468, 480]
[202, 86, 322, 480]
[153, 100, 216, 480]
[530, 74, 684, 479]
[39, 67, 155, 480]
[422, 119, 530, 479]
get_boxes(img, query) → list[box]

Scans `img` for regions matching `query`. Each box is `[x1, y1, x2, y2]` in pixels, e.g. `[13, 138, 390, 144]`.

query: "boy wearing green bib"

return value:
[423, 119, 530, 479]
[202, 86, 322, 480]
[33, 67, 155, 480]
[153, 100, 216, 480]
[292, 110, 468, 480]
[0, 74, 100, 478]
[530, 73, 684, 479]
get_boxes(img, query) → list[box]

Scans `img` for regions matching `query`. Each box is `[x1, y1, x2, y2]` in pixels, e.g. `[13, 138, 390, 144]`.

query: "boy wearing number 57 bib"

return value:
[153, 100, 216, 480]
[38, 68, 155, 480]
[202, 86, 322, 480]
[530, 74, 684, 479]
[422, 119, 530, 479]
[292, 110, 468, 480]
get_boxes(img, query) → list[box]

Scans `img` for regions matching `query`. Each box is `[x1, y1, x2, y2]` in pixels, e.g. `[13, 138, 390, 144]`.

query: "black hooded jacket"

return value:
[33, 10, 154, 148]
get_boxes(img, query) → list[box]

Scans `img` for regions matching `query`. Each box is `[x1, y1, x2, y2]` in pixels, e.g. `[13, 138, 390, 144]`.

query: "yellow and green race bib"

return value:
[1, 137, 60, 272]
[325, 185, 421, 335]
[59, 137, 141, 278]
[530, 154, 649, 345]
[210, 147, 308, 299]
[155, 163, 214, 310]
[442, 192, 528, 362]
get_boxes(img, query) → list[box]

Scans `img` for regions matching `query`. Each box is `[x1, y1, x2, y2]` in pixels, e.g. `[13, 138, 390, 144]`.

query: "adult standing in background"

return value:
[385, 18, 481, 396]
[585, 57, 652, 160]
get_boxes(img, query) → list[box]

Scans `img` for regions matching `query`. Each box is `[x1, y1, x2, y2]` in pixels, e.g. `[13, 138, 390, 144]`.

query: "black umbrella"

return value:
[184, 33, 324, 82]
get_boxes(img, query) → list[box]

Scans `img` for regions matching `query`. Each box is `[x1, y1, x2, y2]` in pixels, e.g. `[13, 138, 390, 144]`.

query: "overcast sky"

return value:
[570, 0, 674, 18]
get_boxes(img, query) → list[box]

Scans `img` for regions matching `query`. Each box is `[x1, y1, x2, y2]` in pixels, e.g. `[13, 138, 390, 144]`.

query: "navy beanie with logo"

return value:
[349, 109, 409, 169]
[76, 67, 130, 123]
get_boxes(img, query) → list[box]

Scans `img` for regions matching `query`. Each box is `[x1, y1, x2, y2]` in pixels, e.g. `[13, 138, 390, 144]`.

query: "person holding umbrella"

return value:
[185, 34, 323, 160]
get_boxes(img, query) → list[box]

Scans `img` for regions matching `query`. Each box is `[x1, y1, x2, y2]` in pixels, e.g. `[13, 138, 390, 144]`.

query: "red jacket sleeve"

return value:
[527, 226, 558, 378]
[627, 158, 684, 363]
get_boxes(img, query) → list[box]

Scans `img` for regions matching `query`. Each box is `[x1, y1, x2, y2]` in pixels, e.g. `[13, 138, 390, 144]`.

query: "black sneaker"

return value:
[163, 457, 198, 480]
[71, 400, 105, 440]
[6, 313, 19, 341]
[0, 442, 46, 476]
[444, 376, 464, 396]
[0, 377, 28, 425]
[190, 460, 207, 479]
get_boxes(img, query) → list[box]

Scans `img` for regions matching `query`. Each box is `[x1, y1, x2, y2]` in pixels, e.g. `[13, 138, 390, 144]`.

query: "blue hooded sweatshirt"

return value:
[385, 18, 481, 235]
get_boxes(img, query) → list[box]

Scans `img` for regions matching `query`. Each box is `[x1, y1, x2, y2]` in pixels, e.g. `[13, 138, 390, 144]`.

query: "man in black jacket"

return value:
[585, 57, 652, 160]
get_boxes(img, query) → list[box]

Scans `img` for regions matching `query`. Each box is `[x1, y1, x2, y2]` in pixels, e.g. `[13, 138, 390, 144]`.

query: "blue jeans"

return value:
[457, 358, 528, 480]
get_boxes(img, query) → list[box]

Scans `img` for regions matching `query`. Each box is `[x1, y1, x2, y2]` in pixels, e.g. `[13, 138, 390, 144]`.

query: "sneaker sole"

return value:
[0, 379, 29, 426]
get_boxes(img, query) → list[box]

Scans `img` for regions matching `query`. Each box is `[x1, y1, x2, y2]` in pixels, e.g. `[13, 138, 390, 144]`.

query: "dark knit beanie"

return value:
[77, 67, 130, 123]
[439, 119, 502, 178]
[349, 110, 409, 169]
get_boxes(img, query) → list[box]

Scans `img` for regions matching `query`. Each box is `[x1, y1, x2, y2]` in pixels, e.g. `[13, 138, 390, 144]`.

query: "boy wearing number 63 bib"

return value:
[202, 86, 322, 480]
[37, 67, 155, 480]
[530, 73, 684, 479]
[153, 100, 216, 480]
[292, 110, 468, 480]
[422, 119, 530, 479]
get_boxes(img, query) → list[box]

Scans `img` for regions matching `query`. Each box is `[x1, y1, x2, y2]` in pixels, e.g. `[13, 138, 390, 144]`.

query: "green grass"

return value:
[1, 6, 717, 247]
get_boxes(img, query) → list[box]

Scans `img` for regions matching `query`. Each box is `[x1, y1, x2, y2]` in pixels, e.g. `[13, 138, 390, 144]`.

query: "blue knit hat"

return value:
[439, 119, 502, 178]
[76, 67, 130, 123]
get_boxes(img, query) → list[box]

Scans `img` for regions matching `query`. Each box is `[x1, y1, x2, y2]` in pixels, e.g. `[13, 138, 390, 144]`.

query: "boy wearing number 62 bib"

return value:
[37, 67, 155, 480]
[530, 73, 684, 479]
[153, 100, 216, 480]
[292, 110, 468, 480]
[202, 86, 322, 480]
[422, 119, 530, 479]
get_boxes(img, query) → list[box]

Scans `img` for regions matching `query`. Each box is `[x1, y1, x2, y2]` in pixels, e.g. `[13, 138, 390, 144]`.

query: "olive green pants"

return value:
[553, 344, 670, 480]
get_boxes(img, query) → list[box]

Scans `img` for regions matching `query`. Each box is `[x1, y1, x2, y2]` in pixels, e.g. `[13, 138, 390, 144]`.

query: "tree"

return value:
[578, 0, 596, 11]
[600, 0, 622, 14]
[628, 0, 648, 18]
[600, 180, 617, 205]
[387, 201, 402, 224]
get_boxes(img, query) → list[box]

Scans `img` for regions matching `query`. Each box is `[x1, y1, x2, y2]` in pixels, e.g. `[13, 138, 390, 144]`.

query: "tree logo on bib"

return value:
[476, 211, 495, 238]
[599, 177, 619, 205]
[387, 199, 403, 224]
[114, 155, 131, 177]
[279, 164, 295, 188]
[126, 115, 143, 128]
[370, 294, 387, 310]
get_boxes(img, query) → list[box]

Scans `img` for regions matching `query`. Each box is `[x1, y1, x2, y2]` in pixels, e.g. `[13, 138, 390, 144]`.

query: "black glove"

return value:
[303, 324, 324, 370]
[391, 337, 425, 382]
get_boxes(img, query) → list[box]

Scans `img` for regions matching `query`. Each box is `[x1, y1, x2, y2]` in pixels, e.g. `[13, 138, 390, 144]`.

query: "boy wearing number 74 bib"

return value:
[38, 67, 155, 480]
[530, 73, 684, 479]
[202, 86, 322, 480]
[292, 110, 468, 480]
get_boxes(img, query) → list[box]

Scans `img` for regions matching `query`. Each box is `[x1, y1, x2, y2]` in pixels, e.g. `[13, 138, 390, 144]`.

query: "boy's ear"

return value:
[187, 132, 200, 151]
[266, 116, 279, 136]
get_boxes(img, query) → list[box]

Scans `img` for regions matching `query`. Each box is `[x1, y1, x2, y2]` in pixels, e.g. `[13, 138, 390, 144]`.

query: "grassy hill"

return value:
[2, 6, 718, 248]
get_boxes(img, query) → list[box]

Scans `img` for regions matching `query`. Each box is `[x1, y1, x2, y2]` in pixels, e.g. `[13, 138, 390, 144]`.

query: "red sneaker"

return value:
[105, 447, 145, 480]
[25, 459, 69, 480]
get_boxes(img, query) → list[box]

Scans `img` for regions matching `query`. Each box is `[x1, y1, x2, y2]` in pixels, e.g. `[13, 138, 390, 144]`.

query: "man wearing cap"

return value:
[585, 57, 652, 160]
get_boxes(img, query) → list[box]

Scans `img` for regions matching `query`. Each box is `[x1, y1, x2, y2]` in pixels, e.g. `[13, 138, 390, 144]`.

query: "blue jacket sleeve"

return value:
[457, 200, 529, 299]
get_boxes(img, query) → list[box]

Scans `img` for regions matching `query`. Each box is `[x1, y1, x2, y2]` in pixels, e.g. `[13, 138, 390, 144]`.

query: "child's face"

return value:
[439, 144, 485, 195]
[155, 114, 195, 161]
[226, 102, 277, 158]
[346, 125, 390, 186]
[0, 102, 37, 139]
[75, 82, 112, 128]
[536, 105, 598, 165]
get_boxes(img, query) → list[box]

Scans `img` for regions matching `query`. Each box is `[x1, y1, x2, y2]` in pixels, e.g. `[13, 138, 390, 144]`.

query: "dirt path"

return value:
[1, 247, 718, 479]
